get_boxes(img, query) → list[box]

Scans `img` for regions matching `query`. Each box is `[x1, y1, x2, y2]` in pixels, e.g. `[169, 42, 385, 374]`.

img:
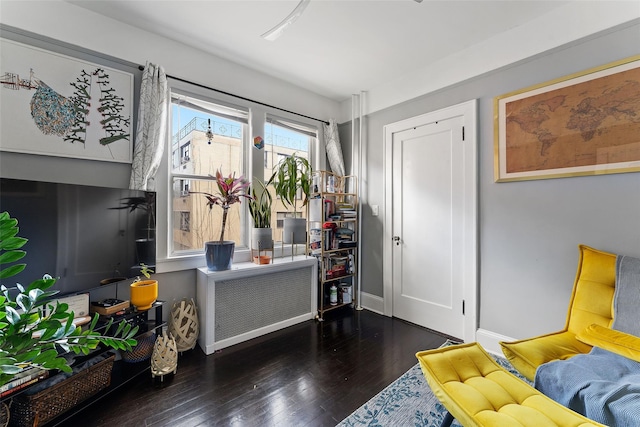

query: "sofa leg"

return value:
[441, 411, 454, 427]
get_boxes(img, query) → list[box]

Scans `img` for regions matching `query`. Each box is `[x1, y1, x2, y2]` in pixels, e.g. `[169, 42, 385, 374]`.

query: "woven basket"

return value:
[122, 331, 156, 363]
[10, 354, 115, 427]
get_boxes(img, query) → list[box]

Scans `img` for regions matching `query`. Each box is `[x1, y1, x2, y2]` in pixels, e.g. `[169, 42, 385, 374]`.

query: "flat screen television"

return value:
[0, 177, 156, 296]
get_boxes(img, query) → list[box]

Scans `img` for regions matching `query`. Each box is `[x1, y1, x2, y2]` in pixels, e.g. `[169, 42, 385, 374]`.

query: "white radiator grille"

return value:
[215, 267, 312, 341]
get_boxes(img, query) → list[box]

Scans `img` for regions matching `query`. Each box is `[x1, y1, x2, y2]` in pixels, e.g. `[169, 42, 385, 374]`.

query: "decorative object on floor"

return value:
[494, 55, 640, 182]
[0, 211, 137, 387]
[130, 264, 158, 310]
[151, 331, 178, 382]
[168, 299, 199, 352]
[122, 331, 157, 363]
[0, 39, 134, 163]
[268, 153, 311, 244]
[336, 340, 529, 427]
[192, 169, 252, 271]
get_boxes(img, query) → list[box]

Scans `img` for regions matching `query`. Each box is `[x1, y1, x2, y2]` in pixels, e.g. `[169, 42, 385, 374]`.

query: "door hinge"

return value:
[462, 126, 465, 141]
[462, 299, 465, 315]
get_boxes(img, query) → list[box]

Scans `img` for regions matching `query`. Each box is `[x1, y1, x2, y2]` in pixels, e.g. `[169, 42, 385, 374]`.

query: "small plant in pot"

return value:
[192, 170, 252, 271]
[130, 263, 158, 311]
[248, 179, 273, 264]
[268, 153, 311, 244]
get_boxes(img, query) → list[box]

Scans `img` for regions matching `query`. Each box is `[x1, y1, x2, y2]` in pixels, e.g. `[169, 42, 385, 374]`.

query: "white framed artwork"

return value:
[0, 38, 134, 163]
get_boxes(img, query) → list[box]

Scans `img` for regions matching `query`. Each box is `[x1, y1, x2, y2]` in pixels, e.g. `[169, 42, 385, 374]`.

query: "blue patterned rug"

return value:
[336, 340, 531, 427]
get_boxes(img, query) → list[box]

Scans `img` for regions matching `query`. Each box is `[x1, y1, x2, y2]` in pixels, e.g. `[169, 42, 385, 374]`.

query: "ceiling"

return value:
[68, 0, 571, 103]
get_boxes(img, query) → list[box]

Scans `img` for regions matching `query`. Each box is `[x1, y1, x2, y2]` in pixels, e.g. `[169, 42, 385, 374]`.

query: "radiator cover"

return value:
[196, 257, 317, 354]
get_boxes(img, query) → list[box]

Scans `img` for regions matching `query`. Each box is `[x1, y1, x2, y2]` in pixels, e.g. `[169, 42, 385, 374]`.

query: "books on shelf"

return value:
[0, 366, 49, 397]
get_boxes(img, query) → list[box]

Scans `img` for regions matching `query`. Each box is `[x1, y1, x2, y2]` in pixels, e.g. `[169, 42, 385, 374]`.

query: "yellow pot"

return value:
[130, 279, 158, 310]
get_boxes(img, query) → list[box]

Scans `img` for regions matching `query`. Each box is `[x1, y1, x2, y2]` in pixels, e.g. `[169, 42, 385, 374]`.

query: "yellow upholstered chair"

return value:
[416, 342, 605, 427]
[500, 245, 617, 381]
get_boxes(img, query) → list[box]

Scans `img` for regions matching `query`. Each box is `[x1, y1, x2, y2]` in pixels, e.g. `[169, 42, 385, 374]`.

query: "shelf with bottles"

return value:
[318, 280, 355, 313]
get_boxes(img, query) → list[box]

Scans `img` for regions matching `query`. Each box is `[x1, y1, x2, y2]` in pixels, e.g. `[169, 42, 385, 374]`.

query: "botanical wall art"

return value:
[494, 55, 640, 182]
[0, 38, 133, 163]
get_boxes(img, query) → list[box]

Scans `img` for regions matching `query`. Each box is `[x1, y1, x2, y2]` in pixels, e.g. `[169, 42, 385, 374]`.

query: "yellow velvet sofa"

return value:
[500, 244, 617, 381]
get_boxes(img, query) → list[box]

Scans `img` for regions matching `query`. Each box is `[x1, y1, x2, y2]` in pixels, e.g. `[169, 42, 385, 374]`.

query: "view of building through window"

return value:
[264, 120, 312, 243]
[170, 95, 315, 255]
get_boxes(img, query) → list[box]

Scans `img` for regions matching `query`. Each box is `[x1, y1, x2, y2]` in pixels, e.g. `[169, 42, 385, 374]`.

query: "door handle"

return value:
[393, 236, 401, 246]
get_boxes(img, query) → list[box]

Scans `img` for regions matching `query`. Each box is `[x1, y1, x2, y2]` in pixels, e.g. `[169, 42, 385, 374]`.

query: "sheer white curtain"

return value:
[129, 62, 169, 191]
[323, 118, 345, 176]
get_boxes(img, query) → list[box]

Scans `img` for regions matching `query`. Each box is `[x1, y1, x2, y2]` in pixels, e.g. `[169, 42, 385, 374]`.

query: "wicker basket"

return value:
[10, 354, 115, 427]
[122, 331, 156, 363]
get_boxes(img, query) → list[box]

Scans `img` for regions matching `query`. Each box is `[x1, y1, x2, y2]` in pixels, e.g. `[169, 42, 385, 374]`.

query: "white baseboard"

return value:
[475, 328, 515, 356]
[359, 291, 385, 315]
[358, 293, 515, 358]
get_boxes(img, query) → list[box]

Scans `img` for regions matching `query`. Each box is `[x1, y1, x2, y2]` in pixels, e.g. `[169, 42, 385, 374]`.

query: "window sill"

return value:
[156, 244, 308, 274]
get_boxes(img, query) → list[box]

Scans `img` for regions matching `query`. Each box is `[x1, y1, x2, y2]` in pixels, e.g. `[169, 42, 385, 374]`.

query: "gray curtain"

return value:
[129, 62, 169, 191]
[323, 118, 345, 176]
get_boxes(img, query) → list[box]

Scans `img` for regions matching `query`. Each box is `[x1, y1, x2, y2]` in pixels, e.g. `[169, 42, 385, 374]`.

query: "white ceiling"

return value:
[67, 0, 572, 103]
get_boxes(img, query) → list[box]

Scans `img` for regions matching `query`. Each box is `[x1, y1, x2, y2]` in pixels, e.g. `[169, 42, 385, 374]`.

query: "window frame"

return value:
[154, 79, 326, 274]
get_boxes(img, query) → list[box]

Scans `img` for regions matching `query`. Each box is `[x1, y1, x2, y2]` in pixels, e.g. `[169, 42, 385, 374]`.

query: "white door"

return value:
[384, 101, 477, 341]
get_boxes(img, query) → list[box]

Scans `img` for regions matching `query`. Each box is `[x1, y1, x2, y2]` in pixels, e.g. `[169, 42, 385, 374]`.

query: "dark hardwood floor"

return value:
[58, 308, 454, 427]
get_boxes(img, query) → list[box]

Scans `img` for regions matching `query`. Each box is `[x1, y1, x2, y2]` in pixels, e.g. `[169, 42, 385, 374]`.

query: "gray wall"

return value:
[0, 26, 193, 319]
[349, 21, 640, 340]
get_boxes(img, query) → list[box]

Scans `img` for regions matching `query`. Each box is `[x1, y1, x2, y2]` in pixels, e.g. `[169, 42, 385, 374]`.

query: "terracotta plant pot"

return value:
[253, 255, 271, 265]
[130, 279, 158, 310]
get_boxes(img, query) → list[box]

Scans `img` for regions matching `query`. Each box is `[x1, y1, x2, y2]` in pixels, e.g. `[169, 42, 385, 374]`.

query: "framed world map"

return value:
[494, 55, 640, 182]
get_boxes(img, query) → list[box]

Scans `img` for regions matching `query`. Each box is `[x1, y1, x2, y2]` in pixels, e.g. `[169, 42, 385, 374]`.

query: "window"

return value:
[169, 93, 249, 255]
[157, 81, 324, 269]
[265, 117, 316, 243]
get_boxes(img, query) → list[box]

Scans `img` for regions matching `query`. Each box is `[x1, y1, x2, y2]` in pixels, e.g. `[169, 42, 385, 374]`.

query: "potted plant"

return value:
[0, 211, 138, 387]
[130, 263, 158, 311]
[192, 170, 252, 271]
[247, 179, 273, 261]
[268, 153, 311, 244]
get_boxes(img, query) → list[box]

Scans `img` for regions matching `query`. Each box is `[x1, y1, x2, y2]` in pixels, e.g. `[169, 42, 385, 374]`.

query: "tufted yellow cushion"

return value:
[416, 342, 605, 427]
[500, 245, 617, 381]
[576, 324, 640, 363]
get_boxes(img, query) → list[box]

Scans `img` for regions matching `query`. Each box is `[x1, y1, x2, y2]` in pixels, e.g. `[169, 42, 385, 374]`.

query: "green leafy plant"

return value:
[192, 170, 252, 243]
[138, 263, 154, 279]
[0, 211, 138, 387]
[268, 153, 311, 213]
[247, 179, 273, 229]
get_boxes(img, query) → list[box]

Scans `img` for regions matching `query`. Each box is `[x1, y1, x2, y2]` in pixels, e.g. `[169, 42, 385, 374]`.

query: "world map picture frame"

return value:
[493, 55, 640, 182]
[0, 37, 134, 163]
